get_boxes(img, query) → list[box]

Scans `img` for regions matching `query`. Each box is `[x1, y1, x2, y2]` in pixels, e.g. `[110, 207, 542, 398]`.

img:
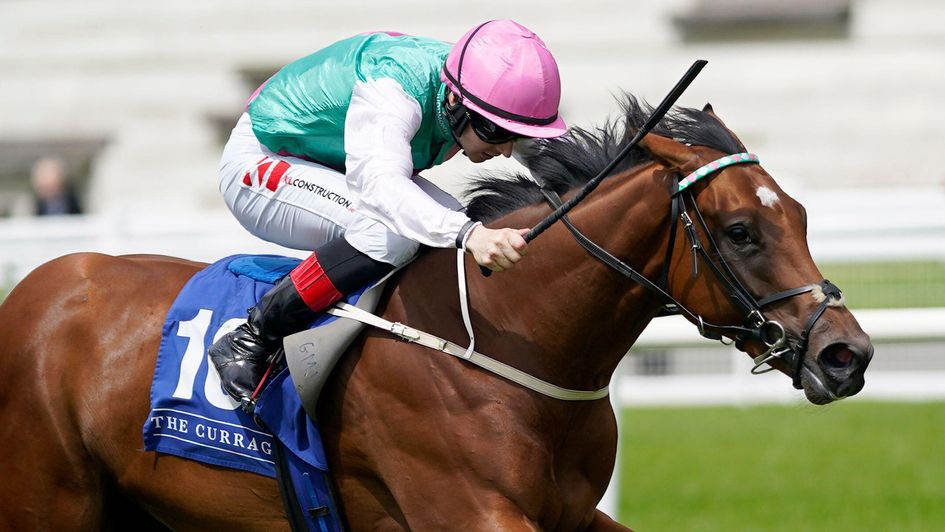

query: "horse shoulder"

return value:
[322, 259, 579, 527]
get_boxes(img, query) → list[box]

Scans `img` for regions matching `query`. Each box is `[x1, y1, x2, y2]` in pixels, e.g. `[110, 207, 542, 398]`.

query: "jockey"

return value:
[210, 19, 567, 406]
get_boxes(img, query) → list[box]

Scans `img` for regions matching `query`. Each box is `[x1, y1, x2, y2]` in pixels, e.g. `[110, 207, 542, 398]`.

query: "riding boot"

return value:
[208, 238, 394, 405]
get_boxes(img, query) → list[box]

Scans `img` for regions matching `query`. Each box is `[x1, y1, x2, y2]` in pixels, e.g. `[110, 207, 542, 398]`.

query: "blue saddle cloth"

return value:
[143, 254, 353, 532]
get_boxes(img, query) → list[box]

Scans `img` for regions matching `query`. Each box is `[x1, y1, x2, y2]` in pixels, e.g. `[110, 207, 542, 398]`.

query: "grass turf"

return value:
[617, 401, 945, 531]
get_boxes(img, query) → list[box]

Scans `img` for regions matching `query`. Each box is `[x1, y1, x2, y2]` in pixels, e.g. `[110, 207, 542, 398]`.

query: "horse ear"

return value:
[700, 104, 749, 152]
[639, 133, 701, 174]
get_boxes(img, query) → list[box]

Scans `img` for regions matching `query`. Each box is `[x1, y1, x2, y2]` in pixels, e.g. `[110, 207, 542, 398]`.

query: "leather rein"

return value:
[540, 153, 844, 390]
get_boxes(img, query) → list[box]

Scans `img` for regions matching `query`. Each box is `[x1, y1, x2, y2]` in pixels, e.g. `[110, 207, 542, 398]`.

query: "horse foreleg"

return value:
[586, 509, 633, 532]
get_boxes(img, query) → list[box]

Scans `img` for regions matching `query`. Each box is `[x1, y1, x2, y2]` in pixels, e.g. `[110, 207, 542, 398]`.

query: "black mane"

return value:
[464, 94, 746, 222]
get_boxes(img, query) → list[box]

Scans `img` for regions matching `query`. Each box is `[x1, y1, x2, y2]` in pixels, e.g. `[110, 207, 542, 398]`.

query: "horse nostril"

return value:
[820, 343, 857, 370]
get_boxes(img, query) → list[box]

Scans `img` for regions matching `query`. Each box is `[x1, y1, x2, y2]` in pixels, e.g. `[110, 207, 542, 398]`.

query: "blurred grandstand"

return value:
[1, 0, 943, 406]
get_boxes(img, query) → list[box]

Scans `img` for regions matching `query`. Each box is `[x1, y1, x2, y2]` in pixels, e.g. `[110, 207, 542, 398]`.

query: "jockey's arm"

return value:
[344, 78, 528, 271]
[344, 77, 468, 247]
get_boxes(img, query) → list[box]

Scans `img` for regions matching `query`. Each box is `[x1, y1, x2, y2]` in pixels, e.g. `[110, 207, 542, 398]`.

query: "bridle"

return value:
[539, 152, 844, 390]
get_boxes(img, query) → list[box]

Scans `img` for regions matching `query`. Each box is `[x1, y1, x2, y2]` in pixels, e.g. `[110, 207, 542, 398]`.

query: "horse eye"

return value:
[726, 225, 751, 244]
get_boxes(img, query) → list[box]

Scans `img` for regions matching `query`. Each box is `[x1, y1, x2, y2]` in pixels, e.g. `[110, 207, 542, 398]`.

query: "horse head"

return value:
[468, 96, 872, 405]
[638, 104, 873, 404]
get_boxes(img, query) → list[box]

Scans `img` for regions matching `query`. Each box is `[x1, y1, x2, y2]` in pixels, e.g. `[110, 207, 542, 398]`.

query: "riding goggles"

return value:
[467, 110, 520, 144]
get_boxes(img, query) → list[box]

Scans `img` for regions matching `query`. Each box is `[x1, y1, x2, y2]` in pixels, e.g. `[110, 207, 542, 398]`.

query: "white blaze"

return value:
[756, 186, 780, 208]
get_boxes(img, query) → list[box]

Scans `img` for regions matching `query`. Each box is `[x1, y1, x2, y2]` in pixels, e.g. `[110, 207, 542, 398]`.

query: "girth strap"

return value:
[325, 302, 610, 401]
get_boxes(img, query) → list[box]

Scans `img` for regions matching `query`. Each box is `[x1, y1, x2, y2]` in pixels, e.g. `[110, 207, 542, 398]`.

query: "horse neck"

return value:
[394, 164, 673, 394]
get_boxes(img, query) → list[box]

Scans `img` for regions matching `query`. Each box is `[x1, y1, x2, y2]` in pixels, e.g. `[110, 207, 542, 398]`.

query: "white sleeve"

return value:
[344, 78, 470, 248]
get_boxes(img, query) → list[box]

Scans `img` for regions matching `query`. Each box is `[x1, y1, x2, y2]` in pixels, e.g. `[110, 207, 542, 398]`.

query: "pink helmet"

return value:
[441, 20, 567, 139]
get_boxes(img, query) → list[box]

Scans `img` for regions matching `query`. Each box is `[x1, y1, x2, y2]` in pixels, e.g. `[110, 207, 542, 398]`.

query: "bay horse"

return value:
[0, 97, 872, 531]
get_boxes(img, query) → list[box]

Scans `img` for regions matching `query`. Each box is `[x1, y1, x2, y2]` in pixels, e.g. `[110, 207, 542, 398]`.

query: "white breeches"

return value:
[218, 113, 459, 266]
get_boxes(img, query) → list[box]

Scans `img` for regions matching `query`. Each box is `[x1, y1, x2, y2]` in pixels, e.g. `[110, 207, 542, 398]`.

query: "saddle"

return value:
[281, 275, 387, 416]
[144, 254, 369, 532]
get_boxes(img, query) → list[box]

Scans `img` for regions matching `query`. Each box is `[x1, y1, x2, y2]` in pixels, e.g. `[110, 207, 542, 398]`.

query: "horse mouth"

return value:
[800, 368, 841, 405]
[801, 342, 871, 405]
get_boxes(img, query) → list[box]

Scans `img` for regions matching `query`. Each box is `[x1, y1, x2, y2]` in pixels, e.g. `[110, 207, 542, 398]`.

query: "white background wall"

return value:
[1, 0, 944, 219]
[1, 0, 943, 384]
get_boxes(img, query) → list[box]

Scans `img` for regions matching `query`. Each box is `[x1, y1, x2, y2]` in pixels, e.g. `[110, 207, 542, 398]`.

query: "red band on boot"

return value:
[290, 252, 344, 312]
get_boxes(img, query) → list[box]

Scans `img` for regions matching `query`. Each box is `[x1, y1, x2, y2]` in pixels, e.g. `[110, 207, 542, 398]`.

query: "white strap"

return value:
[325, 303, 609, 401]
[457, 249, 476, 359]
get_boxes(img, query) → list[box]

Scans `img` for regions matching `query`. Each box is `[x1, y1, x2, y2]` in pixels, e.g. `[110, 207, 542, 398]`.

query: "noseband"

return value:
[541, 153, 844, 390]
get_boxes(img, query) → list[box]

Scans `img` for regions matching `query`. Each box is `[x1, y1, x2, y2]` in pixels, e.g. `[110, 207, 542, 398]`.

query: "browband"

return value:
[674, 153, 759, 195]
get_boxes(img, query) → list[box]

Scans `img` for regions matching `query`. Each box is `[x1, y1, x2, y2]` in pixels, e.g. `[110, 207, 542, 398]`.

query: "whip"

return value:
[480, 59, 708, 277]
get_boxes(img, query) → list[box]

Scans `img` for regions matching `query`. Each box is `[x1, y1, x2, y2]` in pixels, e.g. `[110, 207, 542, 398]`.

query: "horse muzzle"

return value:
[744, 314, 874, 404]
[802, 340, 874, 404]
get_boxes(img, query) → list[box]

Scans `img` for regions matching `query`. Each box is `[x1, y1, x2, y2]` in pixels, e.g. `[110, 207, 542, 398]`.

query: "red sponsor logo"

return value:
[242, 157, 290, 192]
